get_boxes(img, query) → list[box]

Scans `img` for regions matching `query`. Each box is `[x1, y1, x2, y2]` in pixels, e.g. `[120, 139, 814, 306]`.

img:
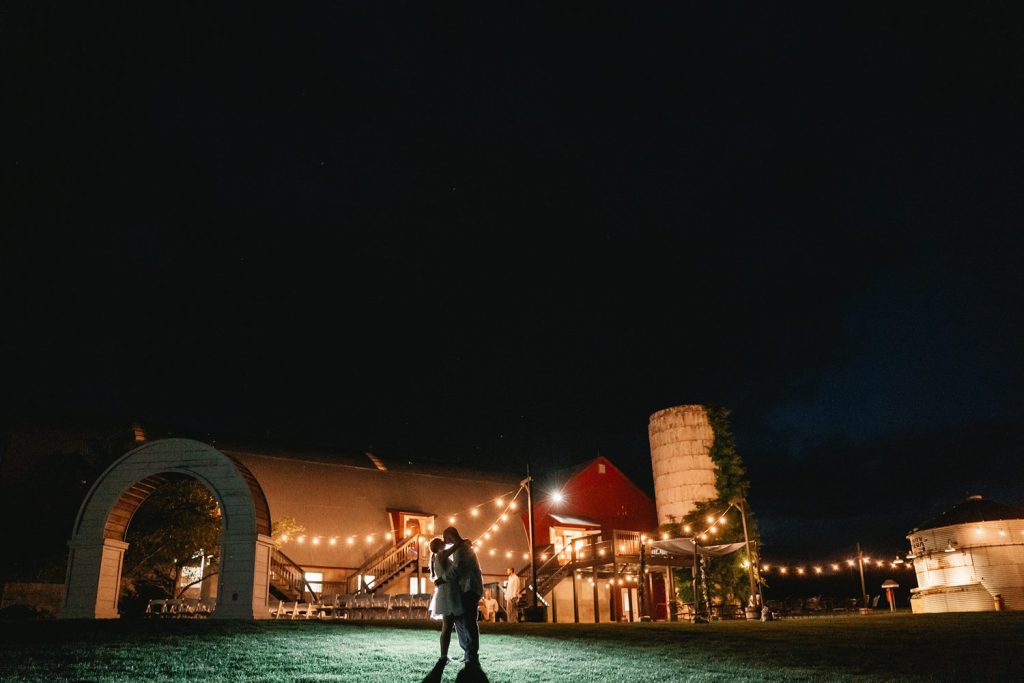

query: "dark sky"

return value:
[4, 4, 1023, 558]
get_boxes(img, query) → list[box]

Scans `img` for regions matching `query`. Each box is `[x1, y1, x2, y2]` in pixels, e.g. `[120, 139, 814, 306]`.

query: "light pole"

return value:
[856, 543, 868, 608]
[524, 465, 538, 612]
[734, 498, 759, 606]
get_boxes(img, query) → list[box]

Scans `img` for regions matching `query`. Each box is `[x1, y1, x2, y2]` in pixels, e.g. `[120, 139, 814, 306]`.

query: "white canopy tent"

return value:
[649, 538, 746, 557]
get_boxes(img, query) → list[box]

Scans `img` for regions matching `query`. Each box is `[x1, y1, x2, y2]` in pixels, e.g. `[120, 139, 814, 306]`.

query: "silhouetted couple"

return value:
[424, 525, 485, 679]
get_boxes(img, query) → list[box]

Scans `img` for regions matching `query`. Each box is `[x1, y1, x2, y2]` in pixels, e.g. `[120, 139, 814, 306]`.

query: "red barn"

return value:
[531, 456, 658, 550]
[521, 456, 683, 623]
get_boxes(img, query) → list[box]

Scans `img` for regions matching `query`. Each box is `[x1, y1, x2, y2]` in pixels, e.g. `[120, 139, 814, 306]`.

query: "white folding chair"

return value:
[374, 593, 392, 620]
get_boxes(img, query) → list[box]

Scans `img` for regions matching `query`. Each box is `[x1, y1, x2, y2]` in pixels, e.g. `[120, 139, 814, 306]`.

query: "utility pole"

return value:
[856, 542, 868, 608]
[736, 498, 758, 605]
[525, 465, 538, 610]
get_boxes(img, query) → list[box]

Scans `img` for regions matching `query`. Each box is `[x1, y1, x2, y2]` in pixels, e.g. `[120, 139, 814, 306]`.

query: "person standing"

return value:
[440, 526, 483, 667]
[426, 537, 461, 668]
[503, 567, 522, 623]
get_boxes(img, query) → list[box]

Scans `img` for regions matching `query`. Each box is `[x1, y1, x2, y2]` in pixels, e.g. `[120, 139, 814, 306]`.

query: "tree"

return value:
[271, 516, 305, 548]
[121, 479, 222, 606]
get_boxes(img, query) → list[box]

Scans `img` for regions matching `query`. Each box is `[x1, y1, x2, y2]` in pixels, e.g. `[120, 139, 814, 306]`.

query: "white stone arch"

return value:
[61, 438, 274, 619]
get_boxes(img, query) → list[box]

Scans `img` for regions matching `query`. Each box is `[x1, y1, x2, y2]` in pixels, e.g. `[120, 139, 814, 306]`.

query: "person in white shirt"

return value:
[480, 589, 499, 622]
[503, 567, 522, 623]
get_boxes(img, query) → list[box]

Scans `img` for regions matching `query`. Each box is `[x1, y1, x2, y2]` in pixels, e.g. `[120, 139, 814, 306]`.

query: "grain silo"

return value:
[648, 405, 719, 524]
[906, 495, 1024, 613]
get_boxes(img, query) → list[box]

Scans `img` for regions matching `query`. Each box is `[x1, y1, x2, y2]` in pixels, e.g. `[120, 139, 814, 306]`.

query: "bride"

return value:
[427, 537, 463, 667]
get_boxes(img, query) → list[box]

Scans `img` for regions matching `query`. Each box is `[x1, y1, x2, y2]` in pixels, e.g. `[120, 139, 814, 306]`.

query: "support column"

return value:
[571, 567, 580, 623]
[213, 533, 274, 619]
[666, 567, 676, 621]
[61, 538, 129, 619]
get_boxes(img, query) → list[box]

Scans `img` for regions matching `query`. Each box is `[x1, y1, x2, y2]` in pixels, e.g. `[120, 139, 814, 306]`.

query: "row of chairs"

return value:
[146, 598, 216, 618]
[269, 593, 434, 620]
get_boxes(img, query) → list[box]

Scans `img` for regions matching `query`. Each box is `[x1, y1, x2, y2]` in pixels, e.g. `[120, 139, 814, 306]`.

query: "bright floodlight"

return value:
[551, 491, 564, 503]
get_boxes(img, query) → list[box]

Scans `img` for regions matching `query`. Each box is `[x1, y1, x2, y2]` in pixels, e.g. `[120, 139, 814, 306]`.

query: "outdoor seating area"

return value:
[269, 593, 434, 620]
[144, 598, 216, 618]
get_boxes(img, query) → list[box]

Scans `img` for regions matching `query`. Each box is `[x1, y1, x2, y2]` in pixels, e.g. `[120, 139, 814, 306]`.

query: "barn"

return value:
[907, 495, 1024, 613]
[27, 422, 692, 621]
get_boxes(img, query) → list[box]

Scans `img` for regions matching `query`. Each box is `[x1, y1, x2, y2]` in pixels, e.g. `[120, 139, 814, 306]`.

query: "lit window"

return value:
[304, 572, 323, 594]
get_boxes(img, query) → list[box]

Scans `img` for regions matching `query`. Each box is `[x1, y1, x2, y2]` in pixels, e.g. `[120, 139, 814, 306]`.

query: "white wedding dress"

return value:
[428, 551, 463, 620]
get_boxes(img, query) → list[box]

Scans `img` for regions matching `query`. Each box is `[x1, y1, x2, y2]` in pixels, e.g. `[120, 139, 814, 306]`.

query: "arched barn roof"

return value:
[224, 447, 529, 575]
[912, 495, 1024, 533]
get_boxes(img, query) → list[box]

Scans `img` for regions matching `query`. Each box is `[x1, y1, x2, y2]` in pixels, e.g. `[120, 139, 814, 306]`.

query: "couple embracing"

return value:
[427, 526, 483, 670]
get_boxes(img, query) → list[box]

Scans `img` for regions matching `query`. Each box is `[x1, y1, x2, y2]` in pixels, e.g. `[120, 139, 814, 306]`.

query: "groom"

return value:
[440, 526, 483, 667]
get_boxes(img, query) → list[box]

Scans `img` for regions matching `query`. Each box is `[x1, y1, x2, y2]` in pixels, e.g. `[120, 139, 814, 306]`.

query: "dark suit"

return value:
[450, 541, 483, 663]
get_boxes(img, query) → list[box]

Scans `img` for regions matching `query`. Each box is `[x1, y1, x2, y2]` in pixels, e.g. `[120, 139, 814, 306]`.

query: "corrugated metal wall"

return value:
[909, 518, 1024, 612]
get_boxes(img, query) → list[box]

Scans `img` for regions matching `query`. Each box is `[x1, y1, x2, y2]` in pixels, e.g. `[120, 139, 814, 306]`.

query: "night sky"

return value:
[4, 4, 1023, 559]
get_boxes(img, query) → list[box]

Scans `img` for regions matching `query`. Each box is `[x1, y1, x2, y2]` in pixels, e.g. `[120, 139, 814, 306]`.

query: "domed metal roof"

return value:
[912, 495, 1024, 532]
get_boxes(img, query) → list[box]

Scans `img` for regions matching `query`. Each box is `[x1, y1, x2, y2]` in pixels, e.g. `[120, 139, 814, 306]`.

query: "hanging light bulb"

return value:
[509, 501, 518, 511]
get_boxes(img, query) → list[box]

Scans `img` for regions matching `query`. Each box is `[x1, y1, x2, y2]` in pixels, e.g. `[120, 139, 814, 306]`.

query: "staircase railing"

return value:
[353, 535, 420, 593]
[270, 547, 319, 602]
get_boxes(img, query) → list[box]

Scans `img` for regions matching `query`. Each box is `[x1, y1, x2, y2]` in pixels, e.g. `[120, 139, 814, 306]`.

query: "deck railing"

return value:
[270, 547, 320, 602]
[351, 535, 419, 593]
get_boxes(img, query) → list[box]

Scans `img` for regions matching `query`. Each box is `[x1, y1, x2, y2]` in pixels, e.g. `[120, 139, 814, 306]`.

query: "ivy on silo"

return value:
[660, 405, 761, 608]
[706, 405, 750, 502]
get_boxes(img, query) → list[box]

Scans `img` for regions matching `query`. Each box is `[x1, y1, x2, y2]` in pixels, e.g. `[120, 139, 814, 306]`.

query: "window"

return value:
[359, 574, 375, 590]
[304, 572, 323, 594]
[598, 463, 606, 474]
[410, 577, 428, 594]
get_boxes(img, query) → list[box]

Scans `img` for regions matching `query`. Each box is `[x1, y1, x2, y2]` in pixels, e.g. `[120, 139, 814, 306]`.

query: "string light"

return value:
[274, 486, 523, 551]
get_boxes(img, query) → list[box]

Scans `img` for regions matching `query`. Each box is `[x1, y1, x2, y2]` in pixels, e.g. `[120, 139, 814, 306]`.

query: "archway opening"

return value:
[62, 438, 275, 620]
[116, 474, 224, 617]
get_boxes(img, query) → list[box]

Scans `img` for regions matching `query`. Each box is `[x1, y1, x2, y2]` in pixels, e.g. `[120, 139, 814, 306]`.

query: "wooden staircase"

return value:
[349, 535, 423, 594]
[269, 547, 319, 602]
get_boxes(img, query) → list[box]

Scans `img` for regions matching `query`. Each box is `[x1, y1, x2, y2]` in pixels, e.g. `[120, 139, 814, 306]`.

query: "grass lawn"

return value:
[1, 612, 1022, 682]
